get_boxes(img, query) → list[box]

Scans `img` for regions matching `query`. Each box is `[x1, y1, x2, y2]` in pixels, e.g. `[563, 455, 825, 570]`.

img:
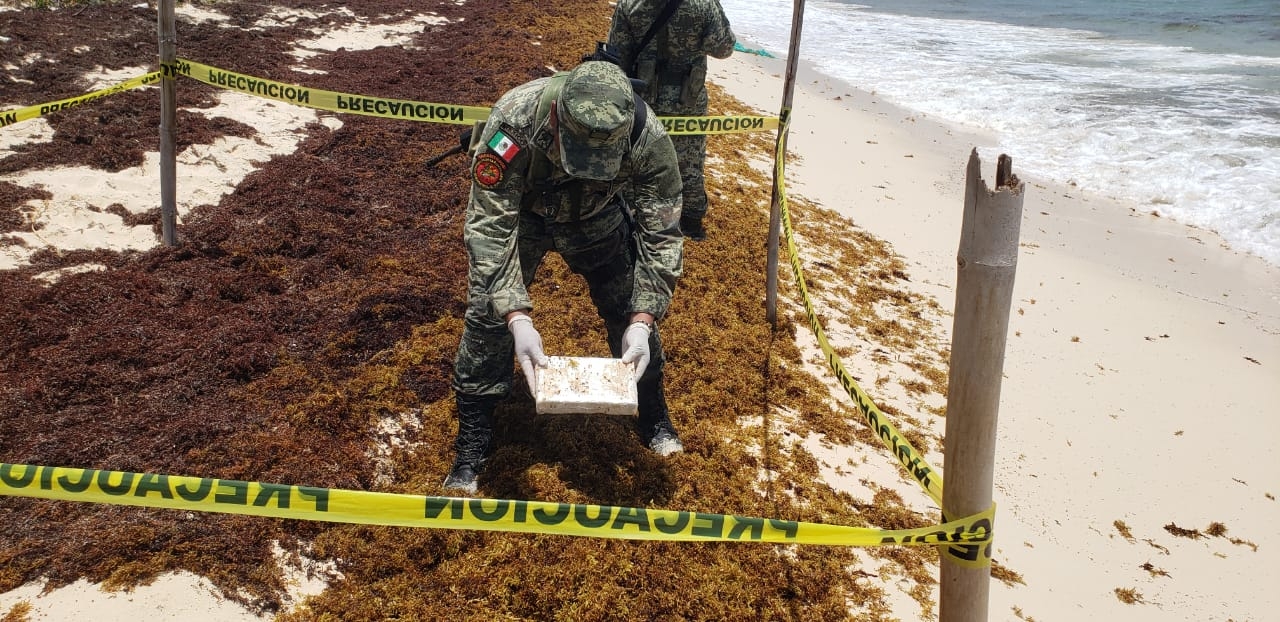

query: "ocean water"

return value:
[719, 0, 1280, 267]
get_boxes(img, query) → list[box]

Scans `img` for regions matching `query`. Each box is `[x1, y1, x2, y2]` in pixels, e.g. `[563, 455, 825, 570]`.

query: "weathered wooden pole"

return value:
[764, 0, 805, 326]
[939, 150, 1023, 622]
[157, 0, 178, 246]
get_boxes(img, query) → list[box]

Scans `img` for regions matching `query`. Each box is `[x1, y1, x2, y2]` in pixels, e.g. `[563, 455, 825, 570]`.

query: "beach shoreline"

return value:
[711, 50, 1279, 621]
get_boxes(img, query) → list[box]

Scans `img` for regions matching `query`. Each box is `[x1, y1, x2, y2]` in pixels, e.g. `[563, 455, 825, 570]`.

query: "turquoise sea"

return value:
[721, 0, 1280, 266]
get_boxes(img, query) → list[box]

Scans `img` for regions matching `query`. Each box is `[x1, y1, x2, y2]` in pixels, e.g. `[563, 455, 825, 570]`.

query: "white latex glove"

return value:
[619, 321, 652, 381]
[508, 315, 549, 390]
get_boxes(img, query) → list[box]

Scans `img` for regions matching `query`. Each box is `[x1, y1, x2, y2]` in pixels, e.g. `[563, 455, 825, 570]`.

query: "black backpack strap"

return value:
[632, 0, 685, 74]
[630, 91, 647, 147]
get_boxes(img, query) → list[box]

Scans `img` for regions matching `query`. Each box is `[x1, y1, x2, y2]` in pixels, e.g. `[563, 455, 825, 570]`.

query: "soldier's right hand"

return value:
[508, 314, 549, 390]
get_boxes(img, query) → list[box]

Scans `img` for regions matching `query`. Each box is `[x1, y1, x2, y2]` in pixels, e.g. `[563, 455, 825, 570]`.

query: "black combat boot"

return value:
[645, 418, 683, 457]
[443, 393, 499, 494]
[637, 375, 684, 457]
[679, 214, 706, 242]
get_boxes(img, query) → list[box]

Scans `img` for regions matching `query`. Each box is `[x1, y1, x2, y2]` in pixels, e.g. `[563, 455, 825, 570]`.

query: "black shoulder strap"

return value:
[634, 0, 685, 64]
[630, 91, 647, 147]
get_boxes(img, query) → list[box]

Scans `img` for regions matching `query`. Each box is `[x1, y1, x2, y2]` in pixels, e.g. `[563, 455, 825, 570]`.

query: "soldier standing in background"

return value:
[444, 62, 686, 494]
[607, 0, 735, 241]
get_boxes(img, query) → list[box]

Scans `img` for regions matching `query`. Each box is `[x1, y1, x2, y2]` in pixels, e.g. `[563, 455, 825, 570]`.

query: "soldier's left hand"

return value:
[620, 321, 652, 381]
[509, 315, 549, 389]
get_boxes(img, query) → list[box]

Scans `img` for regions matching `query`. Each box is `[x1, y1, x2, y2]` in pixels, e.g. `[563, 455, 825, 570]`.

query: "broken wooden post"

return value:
[939, 149, 1024, 622]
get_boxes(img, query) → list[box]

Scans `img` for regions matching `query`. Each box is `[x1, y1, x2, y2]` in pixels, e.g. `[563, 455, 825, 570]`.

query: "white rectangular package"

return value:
[534, 356, 638, 415]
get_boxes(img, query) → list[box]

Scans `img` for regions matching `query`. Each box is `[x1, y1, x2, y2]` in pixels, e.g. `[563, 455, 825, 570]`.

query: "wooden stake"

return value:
[765, 0, 805, 326]
[157, 0, 178, 246]
[939, 149, 1024, 622]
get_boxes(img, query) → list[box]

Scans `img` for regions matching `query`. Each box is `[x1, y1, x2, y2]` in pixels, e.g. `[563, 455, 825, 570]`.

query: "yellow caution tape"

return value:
[768, 115, 998, 563]
[660, 114, 778, 135]
[169, 59, 776, 134]
[940, 509, 995, 568]
[169, 59, 491, 126]
[770, 116, 993, 565]
[2, 61, 776, 135]
[0, 463, 993, 548]
[0, 71, 162, 129]
[772, 115, 944, 507]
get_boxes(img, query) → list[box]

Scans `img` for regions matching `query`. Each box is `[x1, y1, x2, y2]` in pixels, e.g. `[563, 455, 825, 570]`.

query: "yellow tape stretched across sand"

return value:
[771, 114, 994, 565]
[0, 463, 992, 548]
[168, 58, 490, 125]
[169, 59, 777, 135]
[1, 60, 777, 136]
[0, 71, 162, 129]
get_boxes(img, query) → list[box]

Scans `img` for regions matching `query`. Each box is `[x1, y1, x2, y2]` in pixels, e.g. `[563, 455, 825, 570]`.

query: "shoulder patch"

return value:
[486, 130, 521, 162]
[473, 153, 506, 189]
[498, 122, 524, 139]
[532, 127, 554, 151]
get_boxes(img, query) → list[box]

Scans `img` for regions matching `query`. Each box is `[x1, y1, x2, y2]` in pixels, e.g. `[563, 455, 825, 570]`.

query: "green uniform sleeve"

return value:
[704, 0, 737, 59]
[606, 5, 642, 73]
[464, 113, 532, 321]
[626, 111, 685, 319]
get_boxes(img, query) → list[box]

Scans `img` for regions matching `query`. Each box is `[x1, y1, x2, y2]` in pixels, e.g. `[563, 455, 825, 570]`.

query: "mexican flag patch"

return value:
[487, 131, 520, 162]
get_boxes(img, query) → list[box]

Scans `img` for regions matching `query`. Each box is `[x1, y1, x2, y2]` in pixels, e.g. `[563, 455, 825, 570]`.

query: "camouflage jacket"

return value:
[607, 0, 736, 114]
[464, 76, 685, 322]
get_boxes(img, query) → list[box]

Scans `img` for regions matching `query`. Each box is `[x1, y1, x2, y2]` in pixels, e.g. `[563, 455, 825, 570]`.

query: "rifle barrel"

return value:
[424, 145, 465, 168]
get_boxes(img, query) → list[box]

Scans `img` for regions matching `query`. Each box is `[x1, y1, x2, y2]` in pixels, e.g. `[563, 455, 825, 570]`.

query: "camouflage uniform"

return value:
[450, 62, 685, 479]
[607, 0, 735, 235]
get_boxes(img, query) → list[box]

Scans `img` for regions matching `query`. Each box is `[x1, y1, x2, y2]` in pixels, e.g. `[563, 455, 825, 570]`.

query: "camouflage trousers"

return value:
[451, 203, 671, 453]
[671, 132, 709, 221]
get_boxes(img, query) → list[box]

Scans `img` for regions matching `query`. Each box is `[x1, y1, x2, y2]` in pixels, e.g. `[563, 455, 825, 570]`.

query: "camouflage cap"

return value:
[557, 61, 634, 181]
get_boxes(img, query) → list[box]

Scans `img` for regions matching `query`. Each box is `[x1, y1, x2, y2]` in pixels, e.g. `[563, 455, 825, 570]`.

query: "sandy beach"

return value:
[711, 52, 1280, 621]
[3, 2, 1278, 620]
